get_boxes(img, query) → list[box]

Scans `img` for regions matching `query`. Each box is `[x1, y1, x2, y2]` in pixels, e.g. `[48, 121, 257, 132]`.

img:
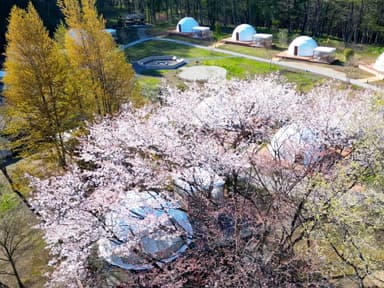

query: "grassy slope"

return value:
[0, 156, 61, 287]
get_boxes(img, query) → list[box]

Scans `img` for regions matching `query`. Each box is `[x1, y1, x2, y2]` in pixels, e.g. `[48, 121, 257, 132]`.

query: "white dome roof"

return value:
[373, 52, 384, 72]
[232, 24, 257, 42]
[98, 191, 193, 270]
[288, 36, 318, 57]
[173, 167, 225, 202]
[268, 124, 323, 166]
[176, 17, 199, 33]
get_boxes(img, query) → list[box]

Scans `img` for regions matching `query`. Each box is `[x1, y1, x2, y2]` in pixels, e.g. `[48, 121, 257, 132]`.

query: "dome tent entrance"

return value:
[288, 36, 318, 57]
[232, 24, 257, 42]
[176, 17, 199, 33]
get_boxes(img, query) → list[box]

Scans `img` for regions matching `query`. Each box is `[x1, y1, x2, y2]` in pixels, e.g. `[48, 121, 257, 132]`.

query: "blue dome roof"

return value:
[176, 17, 199, 33]
[288, 36, 318, 57]
[232, 24, 256, 42]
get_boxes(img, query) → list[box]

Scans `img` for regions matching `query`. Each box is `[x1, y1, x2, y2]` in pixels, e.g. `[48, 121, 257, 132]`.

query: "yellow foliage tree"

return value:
[60, 0, 135, 116]
[3, 3, 80, 166]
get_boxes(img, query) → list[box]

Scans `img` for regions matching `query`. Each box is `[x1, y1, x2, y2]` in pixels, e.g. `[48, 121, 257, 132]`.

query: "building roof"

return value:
[176, 17, 199, 33]
[288, 36, 318, 57]
[374, 52, 384, 72]
[232, 24, 257, 42]
[192, 26, 210, 32]
[252, 33, 273, 40]
[314, 46, 336, 53]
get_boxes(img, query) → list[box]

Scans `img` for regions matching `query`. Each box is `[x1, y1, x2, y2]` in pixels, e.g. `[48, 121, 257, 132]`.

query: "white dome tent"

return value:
[288, 36, 318, 57]
[173, 167, 225, 202]
[176, 17, 199, 33]
[268, 124, 323, 166]
[373, 52, 384, 72]
[232, 24, 257, 42]
[98, 191, 193, 270]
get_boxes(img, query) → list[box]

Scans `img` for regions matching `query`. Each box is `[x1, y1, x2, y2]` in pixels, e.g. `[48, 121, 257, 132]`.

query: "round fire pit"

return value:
[135, 55, 187, 70]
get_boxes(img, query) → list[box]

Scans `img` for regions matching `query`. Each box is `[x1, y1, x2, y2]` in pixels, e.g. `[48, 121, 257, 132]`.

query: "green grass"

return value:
[201, 57, 279, 79]
[204, 53, 323, 93]
[135, 76, 162, 102]
[281, 70, 324, 93]
[218, 44, 283, 59]
[127, 40, 326, 93]
[166, 35, 217, 46]
[125, 40, 226, 61]
[331, 65, 373, 79]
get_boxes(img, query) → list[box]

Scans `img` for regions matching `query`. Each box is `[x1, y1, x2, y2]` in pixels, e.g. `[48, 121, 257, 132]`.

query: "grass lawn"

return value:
[134, 76, 162, 104]
[165, 35, 217, 46]
[0, 150, 85, 287]
[218, 44, 283, 59]
[281, 70, 324, 93]
[201, 57, 279, 79]
[331, 65, 373, 79]
[127, 40, 326, 93]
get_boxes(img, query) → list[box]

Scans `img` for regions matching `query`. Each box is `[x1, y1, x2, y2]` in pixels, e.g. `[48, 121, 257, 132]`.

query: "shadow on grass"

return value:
[136, 69, 164, 77]
[332, 59, 345, 66]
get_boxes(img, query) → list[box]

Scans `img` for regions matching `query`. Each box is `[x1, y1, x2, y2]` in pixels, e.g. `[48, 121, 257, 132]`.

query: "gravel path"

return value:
[179, 65, 227, 81]
[123, 36, 383, 92]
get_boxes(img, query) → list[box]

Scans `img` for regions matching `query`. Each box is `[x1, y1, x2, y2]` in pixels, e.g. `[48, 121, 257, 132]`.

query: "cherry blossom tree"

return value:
[30, 75, 382, 287]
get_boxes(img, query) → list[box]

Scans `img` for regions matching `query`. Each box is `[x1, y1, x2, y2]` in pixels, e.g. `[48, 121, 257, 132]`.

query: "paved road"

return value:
[122, 37, 383, 92]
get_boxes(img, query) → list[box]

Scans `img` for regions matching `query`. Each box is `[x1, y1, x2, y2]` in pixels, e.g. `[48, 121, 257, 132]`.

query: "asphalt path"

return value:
[122, 37, 383, 92]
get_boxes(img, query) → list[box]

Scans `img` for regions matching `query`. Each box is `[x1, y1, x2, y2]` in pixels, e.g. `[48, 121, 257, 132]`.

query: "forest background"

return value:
[2, 0, 384, 63]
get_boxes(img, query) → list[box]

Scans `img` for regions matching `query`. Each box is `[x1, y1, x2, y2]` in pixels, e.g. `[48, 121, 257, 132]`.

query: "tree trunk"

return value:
[8, 257, 25, 288]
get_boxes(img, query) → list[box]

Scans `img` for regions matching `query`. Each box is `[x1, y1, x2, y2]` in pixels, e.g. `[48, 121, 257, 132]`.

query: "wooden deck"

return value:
[168, 30, 194, 38]
[358, 64, 384, 78]
[167, 30, 211, 40]
[275, 51, 334, 64]
[220, 37, 272, 48]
